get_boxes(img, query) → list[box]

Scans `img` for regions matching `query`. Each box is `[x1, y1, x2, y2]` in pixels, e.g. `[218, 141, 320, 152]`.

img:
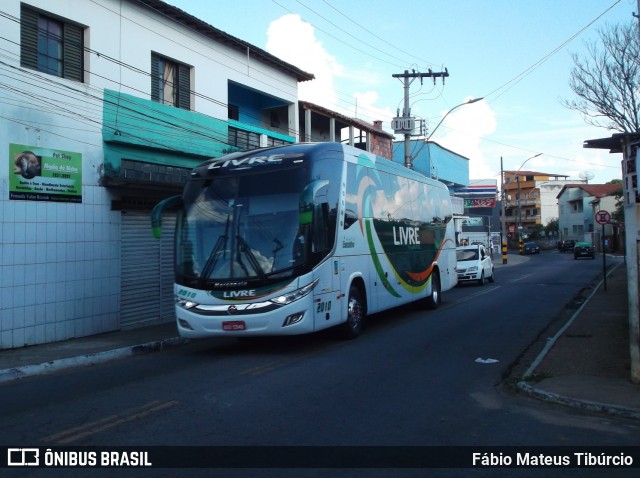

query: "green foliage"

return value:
[529, 224, 545, 239]
[544, 218, 559, 237]
[609, 180, 624, 223]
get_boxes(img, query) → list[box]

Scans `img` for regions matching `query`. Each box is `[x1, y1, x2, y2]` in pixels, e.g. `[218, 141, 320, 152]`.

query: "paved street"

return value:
[0, 251, 638, 477]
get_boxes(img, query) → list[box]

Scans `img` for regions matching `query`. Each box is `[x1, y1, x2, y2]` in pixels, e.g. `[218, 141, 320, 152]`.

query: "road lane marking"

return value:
[454, 285, 502, 305]
[511, 272, 537, 283]
[40, 400, 178, 444]
[240, 343, 343, 376]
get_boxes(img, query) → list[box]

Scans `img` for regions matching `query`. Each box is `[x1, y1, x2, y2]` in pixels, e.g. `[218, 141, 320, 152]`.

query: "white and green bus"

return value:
[152, 142, 457, 339]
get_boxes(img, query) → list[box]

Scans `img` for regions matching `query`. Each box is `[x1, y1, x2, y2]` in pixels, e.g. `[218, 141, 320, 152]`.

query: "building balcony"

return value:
[504, 214, 541, 224]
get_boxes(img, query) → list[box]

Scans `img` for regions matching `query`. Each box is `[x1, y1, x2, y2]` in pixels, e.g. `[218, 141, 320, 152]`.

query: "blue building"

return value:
[392, 140, 469, 189]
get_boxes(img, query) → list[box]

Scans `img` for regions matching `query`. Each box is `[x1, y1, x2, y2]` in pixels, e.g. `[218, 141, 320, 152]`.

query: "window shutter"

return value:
[150, 54, 160, 101]
[177, 64, 190, 110]
[63, 23, 83, 82]
[20, 6, 38, 70]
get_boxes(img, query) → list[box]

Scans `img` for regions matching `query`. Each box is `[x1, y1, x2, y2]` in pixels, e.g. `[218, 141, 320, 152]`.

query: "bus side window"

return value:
[312, 202, 331, 253]
[344, 208, 358, 229]
[343, 162, 360, 229]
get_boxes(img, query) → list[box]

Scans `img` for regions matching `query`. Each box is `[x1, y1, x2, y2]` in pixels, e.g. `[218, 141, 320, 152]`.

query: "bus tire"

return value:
[338, 284, 365, 339]
[425, 272, 441, 310]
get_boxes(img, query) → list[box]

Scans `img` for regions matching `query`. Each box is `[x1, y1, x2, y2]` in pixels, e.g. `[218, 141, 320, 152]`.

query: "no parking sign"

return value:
[595, 210, 611, 225]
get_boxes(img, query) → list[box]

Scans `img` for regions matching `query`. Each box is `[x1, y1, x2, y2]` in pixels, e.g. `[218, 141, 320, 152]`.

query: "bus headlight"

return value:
[269, 279, 318, 306]
[177, 299, 199, 309]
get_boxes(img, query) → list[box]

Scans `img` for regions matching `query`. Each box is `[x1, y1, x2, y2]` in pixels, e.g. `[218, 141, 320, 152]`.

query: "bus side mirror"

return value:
[151, 195, 182, 238]
[299, 180, 329, 225]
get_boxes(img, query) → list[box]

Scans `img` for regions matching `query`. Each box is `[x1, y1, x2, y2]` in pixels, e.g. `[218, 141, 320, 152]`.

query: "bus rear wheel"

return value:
[338, 285, 365, 339]
[424, 272, 441, 310]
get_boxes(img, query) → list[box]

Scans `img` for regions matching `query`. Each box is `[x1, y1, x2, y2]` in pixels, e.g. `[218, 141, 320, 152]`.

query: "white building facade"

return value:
[557, 184, 621, 242]
[0, 0, 313, 349]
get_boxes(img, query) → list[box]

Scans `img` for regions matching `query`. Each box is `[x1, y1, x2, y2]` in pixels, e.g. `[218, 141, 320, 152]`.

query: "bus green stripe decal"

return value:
[365, 219, 401, 298]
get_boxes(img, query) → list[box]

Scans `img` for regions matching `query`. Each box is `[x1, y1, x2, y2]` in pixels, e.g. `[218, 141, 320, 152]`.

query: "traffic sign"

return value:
[595, 210, 611, 225]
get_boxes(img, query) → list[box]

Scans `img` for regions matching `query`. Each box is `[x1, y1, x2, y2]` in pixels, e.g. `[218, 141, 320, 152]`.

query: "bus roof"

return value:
[192, 142, 450, 190]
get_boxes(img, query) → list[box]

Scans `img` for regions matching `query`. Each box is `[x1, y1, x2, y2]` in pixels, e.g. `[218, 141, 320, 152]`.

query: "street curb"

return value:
[516, 381, 640, 421]
[0, 336, 187, 385]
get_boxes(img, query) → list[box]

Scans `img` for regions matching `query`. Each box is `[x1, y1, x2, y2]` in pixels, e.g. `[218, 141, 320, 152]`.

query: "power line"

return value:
[270, 0, 405, 70]
[0, 5, 346, 146]
[102, 0, 390, 128]
[318, 0, 437, 67]
[292, 0, 424, 69]
[483, 0, 622, 104]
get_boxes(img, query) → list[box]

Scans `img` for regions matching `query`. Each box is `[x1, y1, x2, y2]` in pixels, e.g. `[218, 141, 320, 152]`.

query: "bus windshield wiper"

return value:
[236, 236, 268, 281]
[198, 233, 228, 288]
[198, 214, 231, 287]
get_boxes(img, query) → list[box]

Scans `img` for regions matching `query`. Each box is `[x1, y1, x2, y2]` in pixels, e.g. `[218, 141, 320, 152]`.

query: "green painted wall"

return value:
[102, 89, 232, 155]
[101, 90, 295, 179]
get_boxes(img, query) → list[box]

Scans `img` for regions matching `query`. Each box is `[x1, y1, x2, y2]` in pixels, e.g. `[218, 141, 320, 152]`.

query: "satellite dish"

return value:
[579, 171, 594, 182]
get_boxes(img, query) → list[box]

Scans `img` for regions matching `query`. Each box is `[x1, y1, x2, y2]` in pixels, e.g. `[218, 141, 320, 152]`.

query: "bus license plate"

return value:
[222, 321, 246, 331]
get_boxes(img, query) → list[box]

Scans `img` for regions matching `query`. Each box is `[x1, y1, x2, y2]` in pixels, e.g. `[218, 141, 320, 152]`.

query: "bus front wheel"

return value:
[339, 285, 365, 339]
[424, 272, 441, 310]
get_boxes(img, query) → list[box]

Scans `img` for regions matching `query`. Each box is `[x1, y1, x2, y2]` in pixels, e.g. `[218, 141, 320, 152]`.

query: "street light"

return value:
[426, 97, 484, 141]
[405, 97, 484, 168]
[516, 153, 542, 172]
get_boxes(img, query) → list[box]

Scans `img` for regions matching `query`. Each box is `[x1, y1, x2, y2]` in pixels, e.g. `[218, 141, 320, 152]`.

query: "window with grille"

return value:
[20, 5, 84, 82]
[266, 137, 288, 147]
[151, 53, 191, 109]
[228, 126, 260, 150]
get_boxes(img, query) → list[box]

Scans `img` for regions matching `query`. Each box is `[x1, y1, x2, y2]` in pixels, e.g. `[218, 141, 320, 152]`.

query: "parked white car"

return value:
[456, 244, 495, 285]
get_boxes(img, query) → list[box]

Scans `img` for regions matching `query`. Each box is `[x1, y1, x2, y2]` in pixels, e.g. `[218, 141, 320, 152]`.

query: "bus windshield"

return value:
[176, 164, 314, 287]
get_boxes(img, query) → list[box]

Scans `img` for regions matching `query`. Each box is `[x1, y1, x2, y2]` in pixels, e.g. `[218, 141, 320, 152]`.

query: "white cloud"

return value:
[266, 15, 342, 110]
[265, 15, 392, 124]
[433, 99, 498, 180]
[263, 15, 621, 187]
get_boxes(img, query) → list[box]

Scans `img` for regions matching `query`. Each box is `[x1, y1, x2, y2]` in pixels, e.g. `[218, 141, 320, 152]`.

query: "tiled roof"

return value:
[557, 183, 622, 199]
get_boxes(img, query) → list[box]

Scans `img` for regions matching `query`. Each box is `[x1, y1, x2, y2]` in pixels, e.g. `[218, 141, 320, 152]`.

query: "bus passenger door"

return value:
[311, 259, 340, 329]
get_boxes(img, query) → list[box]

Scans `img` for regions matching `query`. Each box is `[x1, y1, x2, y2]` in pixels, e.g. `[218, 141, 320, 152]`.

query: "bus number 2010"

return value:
[317, 301, 332, 313]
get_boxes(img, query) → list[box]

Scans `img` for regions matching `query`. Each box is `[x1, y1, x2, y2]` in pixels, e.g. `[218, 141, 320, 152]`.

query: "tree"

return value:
[528, 224, 544, 240]
[562, 22, 640, 133]
[544, 218, 559, 237]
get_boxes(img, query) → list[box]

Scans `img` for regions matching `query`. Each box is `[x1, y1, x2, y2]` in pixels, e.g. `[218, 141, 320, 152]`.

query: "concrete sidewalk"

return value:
[1, 252, 638, 422]
[0, 322, 186, 384]
[515, 258, 640, 420]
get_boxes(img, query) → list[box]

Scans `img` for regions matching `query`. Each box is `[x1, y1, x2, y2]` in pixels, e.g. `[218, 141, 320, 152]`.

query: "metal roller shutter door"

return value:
[121, 211, 176, 328]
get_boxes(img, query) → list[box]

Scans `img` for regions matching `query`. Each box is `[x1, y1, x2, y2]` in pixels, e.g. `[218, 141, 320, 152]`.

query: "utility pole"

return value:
[392, 69, 449, 169]
[500, 157, 508, 264]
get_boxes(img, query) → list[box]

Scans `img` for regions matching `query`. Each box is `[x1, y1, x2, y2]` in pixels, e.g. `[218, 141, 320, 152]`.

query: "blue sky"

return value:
[165, 0, 634, 185]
